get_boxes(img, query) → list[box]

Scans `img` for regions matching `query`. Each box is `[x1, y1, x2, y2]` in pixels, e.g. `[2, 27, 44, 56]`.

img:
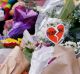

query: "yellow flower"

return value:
[1, 38, 21, 44]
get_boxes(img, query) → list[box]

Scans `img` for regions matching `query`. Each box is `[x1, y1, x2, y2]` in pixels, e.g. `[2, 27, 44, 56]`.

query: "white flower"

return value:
[59, 43, 65, 46]
[65, 41, 77, 48]
[77, 42, 80, 49]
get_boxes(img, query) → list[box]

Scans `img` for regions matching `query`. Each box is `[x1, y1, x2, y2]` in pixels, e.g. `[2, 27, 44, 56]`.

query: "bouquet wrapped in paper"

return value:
[0, 46, 29, 74]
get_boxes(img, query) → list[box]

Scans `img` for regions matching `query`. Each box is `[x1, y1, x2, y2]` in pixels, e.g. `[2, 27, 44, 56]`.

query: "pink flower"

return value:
[4, 19, 14, 30]
[34, 0, 46, 6]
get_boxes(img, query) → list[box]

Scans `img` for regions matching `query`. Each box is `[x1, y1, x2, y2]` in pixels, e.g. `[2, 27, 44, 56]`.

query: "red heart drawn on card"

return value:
[46, 24, 65, 44]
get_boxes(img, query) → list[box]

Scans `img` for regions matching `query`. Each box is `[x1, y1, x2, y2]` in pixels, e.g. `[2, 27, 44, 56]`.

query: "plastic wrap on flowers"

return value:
[35, 17, 69, 45]
[35, 0, 64, 31]
[8, 6, 38, 38]
[38, 0, 64, 15]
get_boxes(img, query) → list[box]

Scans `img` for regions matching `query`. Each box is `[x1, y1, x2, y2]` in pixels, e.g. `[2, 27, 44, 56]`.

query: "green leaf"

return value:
[23, 47, 33, 62]
[59, 0, 75, 20]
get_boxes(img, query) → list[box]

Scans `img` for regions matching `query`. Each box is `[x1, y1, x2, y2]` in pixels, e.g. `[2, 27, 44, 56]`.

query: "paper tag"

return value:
[46, 24, 65, 44]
